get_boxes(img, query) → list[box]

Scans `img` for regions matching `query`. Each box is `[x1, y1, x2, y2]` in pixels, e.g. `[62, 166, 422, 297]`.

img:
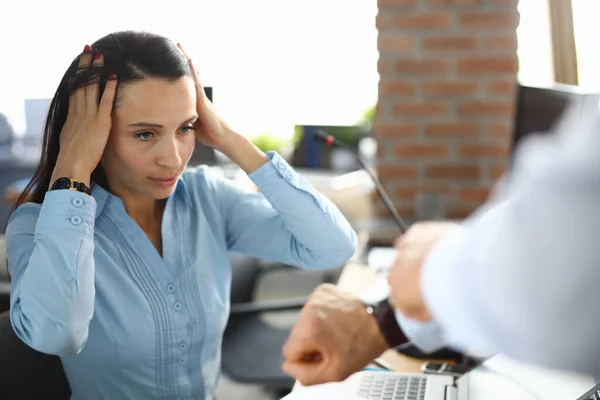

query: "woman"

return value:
[5, 31, 357, 399]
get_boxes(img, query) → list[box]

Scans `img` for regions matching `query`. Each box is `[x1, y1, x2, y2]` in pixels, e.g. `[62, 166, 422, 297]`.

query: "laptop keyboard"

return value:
[356, 374, 427, 400]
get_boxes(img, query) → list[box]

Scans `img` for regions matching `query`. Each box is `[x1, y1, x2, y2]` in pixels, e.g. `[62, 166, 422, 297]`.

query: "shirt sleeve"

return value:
[420, 107, 600, 375]
[394, 310, 447, 353]
[213, 152, 357, 269]
[6, 190, 97, 356]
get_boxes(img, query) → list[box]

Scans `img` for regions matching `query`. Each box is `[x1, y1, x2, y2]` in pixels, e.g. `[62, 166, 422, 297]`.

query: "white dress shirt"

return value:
[397, 103, 600, 376]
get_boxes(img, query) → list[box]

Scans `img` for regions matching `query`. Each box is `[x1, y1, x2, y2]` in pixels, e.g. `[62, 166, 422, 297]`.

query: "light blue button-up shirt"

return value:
[6, 152, 357, 399]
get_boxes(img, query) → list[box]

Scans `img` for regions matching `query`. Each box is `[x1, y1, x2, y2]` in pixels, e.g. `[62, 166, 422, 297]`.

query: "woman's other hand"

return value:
[177, 43, 233, 152]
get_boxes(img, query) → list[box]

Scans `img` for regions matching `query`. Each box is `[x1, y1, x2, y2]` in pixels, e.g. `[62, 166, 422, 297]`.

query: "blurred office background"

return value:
[0, 0, 596, 398]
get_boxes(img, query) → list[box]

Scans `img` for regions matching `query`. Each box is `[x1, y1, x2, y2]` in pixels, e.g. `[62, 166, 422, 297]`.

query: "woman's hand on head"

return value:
[176, 43, 235, 152]
[53, 45, 118, 186]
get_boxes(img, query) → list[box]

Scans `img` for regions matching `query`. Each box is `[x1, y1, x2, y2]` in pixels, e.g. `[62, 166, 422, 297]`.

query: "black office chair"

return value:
[0, 311, 71, 399]
[221, 253, 314, 396]
[0, 236, 9, 313]
[0, 282, 9, 313]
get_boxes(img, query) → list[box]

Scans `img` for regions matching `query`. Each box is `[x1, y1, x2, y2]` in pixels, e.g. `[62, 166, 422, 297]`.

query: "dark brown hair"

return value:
[11, 30, 192, 213]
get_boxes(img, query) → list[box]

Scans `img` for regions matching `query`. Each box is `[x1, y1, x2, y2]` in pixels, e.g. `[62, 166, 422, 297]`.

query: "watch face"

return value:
[52, 177, 74, 190]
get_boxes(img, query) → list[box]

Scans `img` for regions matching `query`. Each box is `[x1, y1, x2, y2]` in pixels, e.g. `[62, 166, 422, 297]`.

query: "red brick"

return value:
[380, 80, 417, 96]
[457, 57, 518, 74]
[459, 12, 519, 29]
[376, 12, 393, 31]
[487, 34, 517, 51]
[489, 164, 508, 180]
[422, 35, 478, 52]
[459, 101, 514, 117]
[425, 122, 478, 137]
[491, 0, 519, 5]
[376, 102, 386, 118]
[373, 122, 418, 138]
[378, 33, 414, 53]
[459, 144, 510, 158]
[423, 81, 479, 96]
[487, 80, 516, 95]
[378, 0, 416, 7]
[427, 0, 481, 5]
[395, 186, 419, 200]
[426, 164, 481, 179]
[458, 187, 491, 203]
[396, 59, 450, 74]
[377, 164, 418, 179]
[393, 102, 448, 117]
[378, 59, 391, 75]
[395, 184, 452, 200]
[448, 205, 478, 219]
[394, 12, 453, 29]
[393, 143, 449, 157]
[489, 123, 513, 138]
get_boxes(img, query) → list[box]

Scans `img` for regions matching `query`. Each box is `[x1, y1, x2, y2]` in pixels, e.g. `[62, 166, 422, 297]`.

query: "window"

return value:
[516, 0, 555, 87]
[0, 0, 379, 140]
[572, 0, 600, 90]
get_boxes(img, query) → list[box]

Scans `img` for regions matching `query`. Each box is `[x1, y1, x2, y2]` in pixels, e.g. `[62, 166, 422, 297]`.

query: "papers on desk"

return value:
[281, 383, 363, 400]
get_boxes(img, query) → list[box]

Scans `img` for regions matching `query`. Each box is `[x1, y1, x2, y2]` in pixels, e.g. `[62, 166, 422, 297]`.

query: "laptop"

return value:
[332, 354, 597, 400]
[342, 370, 457, 400]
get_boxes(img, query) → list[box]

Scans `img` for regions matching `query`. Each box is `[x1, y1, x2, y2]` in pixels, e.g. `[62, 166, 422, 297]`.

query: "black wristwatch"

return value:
[365, 297, 409, 348]
[49, 177, 92, 195]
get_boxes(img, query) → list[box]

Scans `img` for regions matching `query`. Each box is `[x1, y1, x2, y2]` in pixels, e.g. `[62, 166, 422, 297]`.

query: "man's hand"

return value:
[388, 221, 461, 321]
[282, 284, 390, 386]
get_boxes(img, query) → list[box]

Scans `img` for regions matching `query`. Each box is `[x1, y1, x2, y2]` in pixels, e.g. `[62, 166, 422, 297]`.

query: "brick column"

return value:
[375, 0, 519, 220]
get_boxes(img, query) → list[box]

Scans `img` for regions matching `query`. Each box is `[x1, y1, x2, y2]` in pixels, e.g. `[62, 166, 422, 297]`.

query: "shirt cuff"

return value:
[395, 310, 447, 352]
[420, 226, 470, 348]
[247, 151, 298, 186]
[37, 190, 97, 239]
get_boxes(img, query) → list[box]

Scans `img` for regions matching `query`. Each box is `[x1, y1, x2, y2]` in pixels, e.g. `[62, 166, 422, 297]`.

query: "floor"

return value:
[214, 265, 342, 400]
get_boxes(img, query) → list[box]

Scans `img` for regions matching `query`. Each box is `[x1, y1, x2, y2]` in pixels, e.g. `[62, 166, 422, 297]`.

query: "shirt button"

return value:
[178, 357, 186, 365]
[178, 341, 188, 351]
[285, 171, 294, 181]
[166, 284, 176, 293]
[70, 216, 82, 225]
[173, 302, 182, 311]
[72, 197, 84, 207]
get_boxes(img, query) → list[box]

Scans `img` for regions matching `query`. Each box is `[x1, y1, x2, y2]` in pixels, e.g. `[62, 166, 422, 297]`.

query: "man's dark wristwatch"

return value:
[49, 177, 92, 195]
[364, 297, 409, 348]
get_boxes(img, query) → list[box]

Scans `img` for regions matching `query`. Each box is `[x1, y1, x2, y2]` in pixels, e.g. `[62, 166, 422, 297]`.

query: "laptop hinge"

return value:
[444, 385, 458, 400]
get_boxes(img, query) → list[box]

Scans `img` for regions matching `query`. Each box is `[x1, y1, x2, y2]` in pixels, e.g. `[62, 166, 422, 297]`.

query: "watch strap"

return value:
[71, 180, 92, 195]
[366, 298, 409, 348]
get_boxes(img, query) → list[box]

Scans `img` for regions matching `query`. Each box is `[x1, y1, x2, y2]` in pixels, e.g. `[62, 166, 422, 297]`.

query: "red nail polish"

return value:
[108, 73, 117, 80]
[84, 45, 91, 52]
[93, 52, 102, 61]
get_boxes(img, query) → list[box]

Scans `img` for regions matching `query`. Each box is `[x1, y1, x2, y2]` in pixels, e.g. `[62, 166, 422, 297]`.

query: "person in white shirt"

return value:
[281, 103, 600, 386]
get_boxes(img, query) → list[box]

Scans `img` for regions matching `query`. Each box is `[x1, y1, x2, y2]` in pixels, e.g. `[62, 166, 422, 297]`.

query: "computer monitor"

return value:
[512, 83, 600, 151]
[291, 125, 366, 171]
[188, 86, 217, 166]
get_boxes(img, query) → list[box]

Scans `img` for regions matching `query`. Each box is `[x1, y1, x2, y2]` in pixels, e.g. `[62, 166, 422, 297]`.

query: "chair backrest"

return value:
[228, 253, 261, 305]
[0, 311, 71, 398]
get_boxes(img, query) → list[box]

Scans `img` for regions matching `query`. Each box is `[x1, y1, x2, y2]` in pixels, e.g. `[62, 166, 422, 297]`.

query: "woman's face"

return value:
[101, 76, 197, 201]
